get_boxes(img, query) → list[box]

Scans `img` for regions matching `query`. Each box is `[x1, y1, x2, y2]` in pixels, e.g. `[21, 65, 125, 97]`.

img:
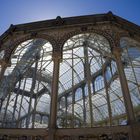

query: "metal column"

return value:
[48, 51, 61, 140]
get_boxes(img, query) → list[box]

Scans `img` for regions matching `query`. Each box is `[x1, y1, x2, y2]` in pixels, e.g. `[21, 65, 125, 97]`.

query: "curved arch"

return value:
[60, 30, 115, 51]
[4, 34, 56, 62]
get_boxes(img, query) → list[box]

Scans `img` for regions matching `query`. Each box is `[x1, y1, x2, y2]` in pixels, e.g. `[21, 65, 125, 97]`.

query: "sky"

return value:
[0, 0, 140, 35]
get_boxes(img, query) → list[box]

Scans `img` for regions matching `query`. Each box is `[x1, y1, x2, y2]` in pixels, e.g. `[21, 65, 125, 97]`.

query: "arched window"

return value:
[58, 33, 114, 128]
[0, 39, 53, 128]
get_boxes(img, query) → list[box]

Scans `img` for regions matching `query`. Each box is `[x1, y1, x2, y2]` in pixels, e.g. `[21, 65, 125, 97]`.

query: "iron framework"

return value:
[0, 11, 140, 140]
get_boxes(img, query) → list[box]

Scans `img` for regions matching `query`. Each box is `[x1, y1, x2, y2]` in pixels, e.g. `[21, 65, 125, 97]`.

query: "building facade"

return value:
[0, 12, 140, 140]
